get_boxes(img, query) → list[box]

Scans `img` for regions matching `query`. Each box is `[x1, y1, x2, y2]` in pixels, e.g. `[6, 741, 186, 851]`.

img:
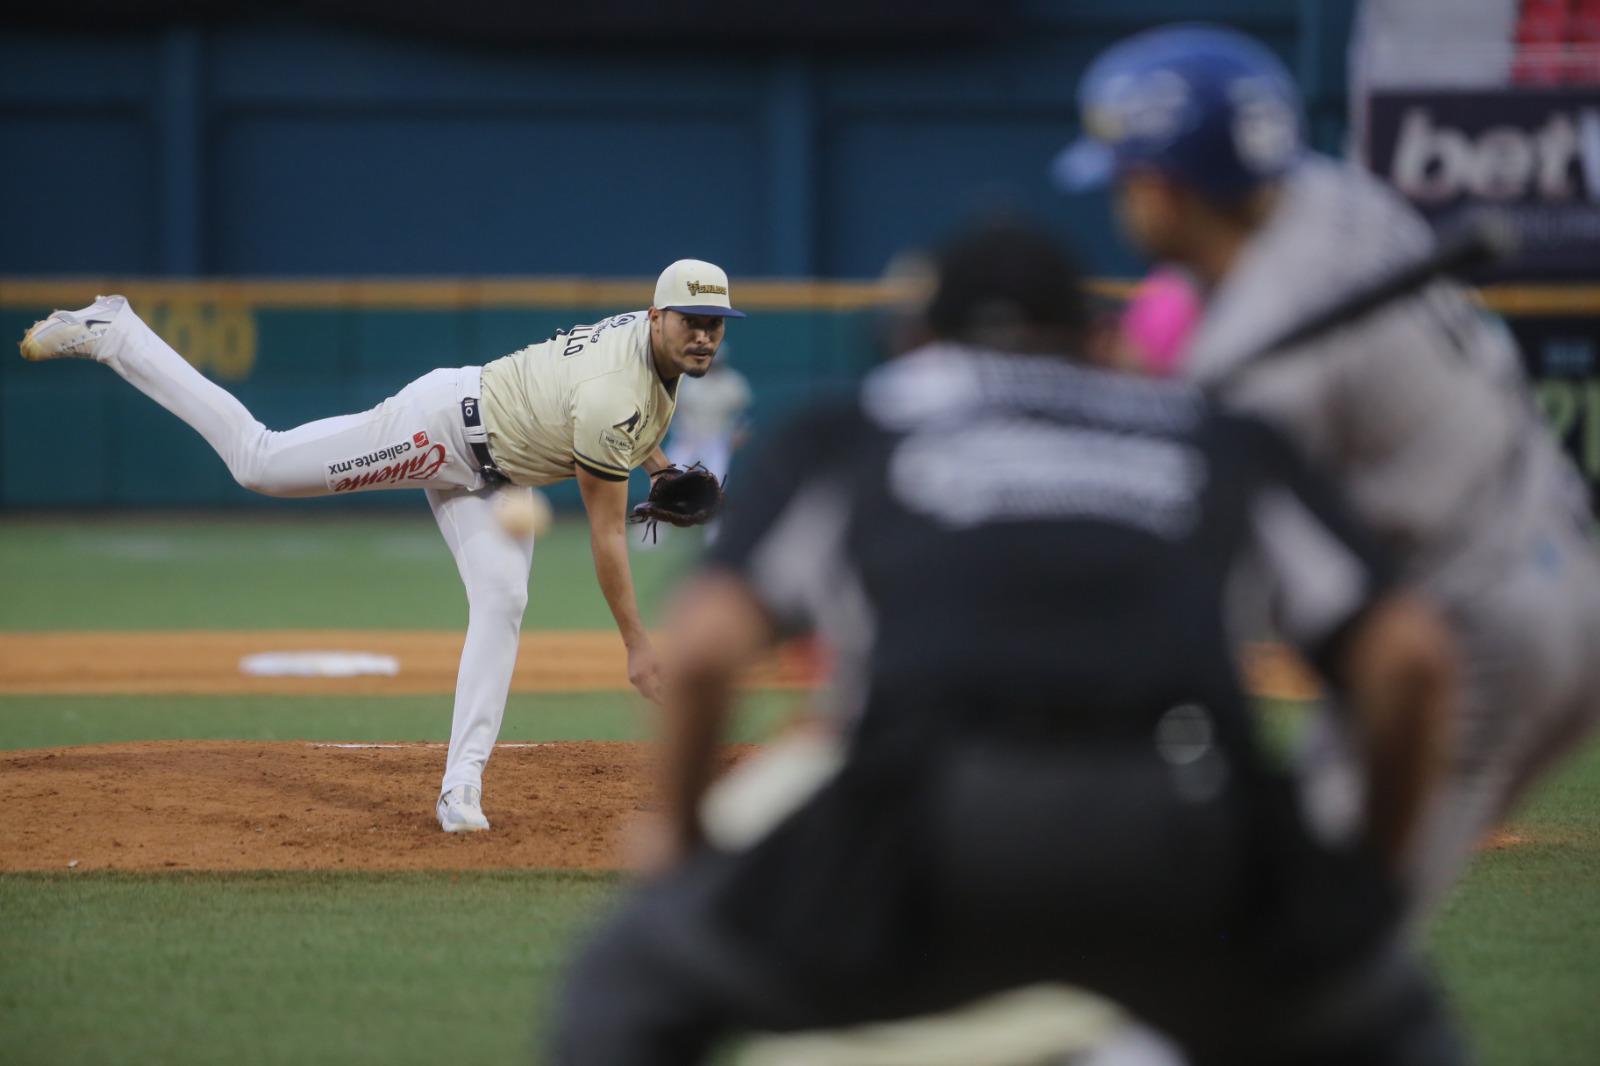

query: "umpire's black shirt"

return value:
[708, 343, 1390, 763]
[552, 344, 1460, 1066]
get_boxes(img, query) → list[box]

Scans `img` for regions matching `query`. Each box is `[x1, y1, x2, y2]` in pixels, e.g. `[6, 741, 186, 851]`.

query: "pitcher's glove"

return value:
[629, 462, 724, 540]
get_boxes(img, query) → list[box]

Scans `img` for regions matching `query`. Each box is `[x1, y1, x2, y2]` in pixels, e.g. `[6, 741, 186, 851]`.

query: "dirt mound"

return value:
[0, 740, 749, 872]
[1, 738, 1526, 874]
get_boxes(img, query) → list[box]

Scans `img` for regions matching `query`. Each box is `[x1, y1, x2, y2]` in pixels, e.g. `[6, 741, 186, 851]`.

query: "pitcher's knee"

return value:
[467, 575, 529, 622]
[223, 428, 308, 497]
[229, 462, 300, 498]
[231, 470, 282, 497]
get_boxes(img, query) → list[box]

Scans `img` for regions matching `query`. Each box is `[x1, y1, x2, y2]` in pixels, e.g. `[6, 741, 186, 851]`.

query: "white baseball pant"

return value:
[93, 299, 535, 802]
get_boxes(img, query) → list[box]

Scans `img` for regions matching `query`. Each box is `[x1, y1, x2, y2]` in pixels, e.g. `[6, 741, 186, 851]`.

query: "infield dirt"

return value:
[0, 740, 752, 872]
[0, 631, 815, 695]
[0, 630, 1321, 699]
[0, 630, 1325, 873]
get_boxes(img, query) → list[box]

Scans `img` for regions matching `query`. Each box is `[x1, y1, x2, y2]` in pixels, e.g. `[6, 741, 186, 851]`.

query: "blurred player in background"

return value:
[665, 347, 751, 487]
[552, 222, 1465, 1066]
[871, 248, 941, 361]
[19, 260, 742, 833]
[1056, 23, 1600, 915]
[1084, 267, 1203, 379]
[1115, 268, 1203, 377]
[642, 348, 751, 549]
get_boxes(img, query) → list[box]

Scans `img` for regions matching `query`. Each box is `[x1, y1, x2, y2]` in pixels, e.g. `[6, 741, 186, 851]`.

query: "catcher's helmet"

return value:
[1053, 23, 1304, 202]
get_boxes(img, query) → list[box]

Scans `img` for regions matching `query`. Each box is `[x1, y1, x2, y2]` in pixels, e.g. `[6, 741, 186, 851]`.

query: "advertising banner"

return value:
[1508, 311, 1600, 510]
[1364, 90, 1600, 279]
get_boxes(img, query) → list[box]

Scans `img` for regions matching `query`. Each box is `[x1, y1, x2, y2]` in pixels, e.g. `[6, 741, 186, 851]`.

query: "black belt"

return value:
[460, 397, 509, 486]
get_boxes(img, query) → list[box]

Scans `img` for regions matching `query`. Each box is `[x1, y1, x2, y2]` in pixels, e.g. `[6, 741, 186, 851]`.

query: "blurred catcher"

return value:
[19, 259, 743, 833]
[551, 222, 1465, 1066]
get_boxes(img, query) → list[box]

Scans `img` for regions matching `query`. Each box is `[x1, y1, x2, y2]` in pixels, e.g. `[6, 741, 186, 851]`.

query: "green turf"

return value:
[0, 869, 619, 1066]
[0, 749, 1593, 1066]
[3, 513, 1597, 1065]
[1426, 742, 1600, 1066]
[0, 691, 803, 750]
[0, 515, 700, 630]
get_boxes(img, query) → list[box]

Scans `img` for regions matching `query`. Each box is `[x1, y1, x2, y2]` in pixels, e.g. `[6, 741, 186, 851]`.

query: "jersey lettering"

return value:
[555, 324, 596, 358]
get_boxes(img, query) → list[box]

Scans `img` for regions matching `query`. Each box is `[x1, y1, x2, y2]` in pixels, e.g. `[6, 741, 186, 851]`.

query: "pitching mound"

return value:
[0, 740, 749, 873]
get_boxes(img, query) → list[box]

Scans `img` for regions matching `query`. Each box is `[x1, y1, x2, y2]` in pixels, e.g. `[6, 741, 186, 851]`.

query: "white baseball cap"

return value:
[653, 259, 746, 318]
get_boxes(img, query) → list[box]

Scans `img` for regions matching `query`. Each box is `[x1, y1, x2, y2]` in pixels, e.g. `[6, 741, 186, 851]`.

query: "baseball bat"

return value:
[1211, 211, 1518, 392]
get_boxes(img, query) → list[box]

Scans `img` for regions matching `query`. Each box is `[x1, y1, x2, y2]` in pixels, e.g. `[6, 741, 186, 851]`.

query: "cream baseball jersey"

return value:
[478, 311, 677, 485]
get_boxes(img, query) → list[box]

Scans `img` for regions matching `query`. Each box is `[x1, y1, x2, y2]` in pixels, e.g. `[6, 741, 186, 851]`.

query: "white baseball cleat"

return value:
[18, 294, 125, 362]
[437, 785, 491, 833]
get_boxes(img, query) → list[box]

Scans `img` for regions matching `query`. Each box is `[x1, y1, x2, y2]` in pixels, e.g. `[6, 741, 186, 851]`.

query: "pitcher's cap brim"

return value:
[663, 304, 746, 318]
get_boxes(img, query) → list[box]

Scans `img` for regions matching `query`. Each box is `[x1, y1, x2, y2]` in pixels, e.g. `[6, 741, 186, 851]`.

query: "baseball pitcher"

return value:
[19, 259, 743, 833]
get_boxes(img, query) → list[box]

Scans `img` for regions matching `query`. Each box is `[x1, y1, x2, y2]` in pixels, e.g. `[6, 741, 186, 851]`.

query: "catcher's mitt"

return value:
[629, 462, 724, 540]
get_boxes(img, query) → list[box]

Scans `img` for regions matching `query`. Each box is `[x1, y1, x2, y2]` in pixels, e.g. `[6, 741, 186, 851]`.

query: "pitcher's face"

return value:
[651, 309, 725, 381]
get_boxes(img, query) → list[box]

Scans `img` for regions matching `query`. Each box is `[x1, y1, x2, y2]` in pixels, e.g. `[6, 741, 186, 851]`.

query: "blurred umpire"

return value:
[551, 223, 1465, 1066]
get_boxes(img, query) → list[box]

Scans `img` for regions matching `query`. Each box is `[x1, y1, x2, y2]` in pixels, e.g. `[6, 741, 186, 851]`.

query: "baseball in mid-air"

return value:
[493, 488, 552, 539]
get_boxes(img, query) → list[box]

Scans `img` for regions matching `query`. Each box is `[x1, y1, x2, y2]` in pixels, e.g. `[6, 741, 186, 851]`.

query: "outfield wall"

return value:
[0, 4, 1351, 282]
[2, 279, 1597, 512]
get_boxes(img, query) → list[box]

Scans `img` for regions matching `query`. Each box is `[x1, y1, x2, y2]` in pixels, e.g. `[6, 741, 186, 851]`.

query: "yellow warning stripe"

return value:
[0, 277, 1595, 315]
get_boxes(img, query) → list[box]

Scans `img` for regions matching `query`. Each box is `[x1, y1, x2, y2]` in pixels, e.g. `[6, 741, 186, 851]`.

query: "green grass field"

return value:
[0, 512, 699, 631]
[2, 515, 1597, 1065]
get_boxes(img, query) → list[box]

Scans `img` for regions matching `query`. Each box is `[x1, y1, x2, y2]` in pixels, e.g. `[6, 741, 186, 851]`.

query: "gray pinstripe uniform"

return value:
[1186, 155, 1600, 912]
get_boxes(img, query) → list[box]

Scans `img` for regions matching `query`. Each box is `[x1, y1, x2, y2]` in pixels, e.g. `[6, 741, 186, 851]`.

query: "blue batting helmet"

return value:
[1053, 24, 1304, 202]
